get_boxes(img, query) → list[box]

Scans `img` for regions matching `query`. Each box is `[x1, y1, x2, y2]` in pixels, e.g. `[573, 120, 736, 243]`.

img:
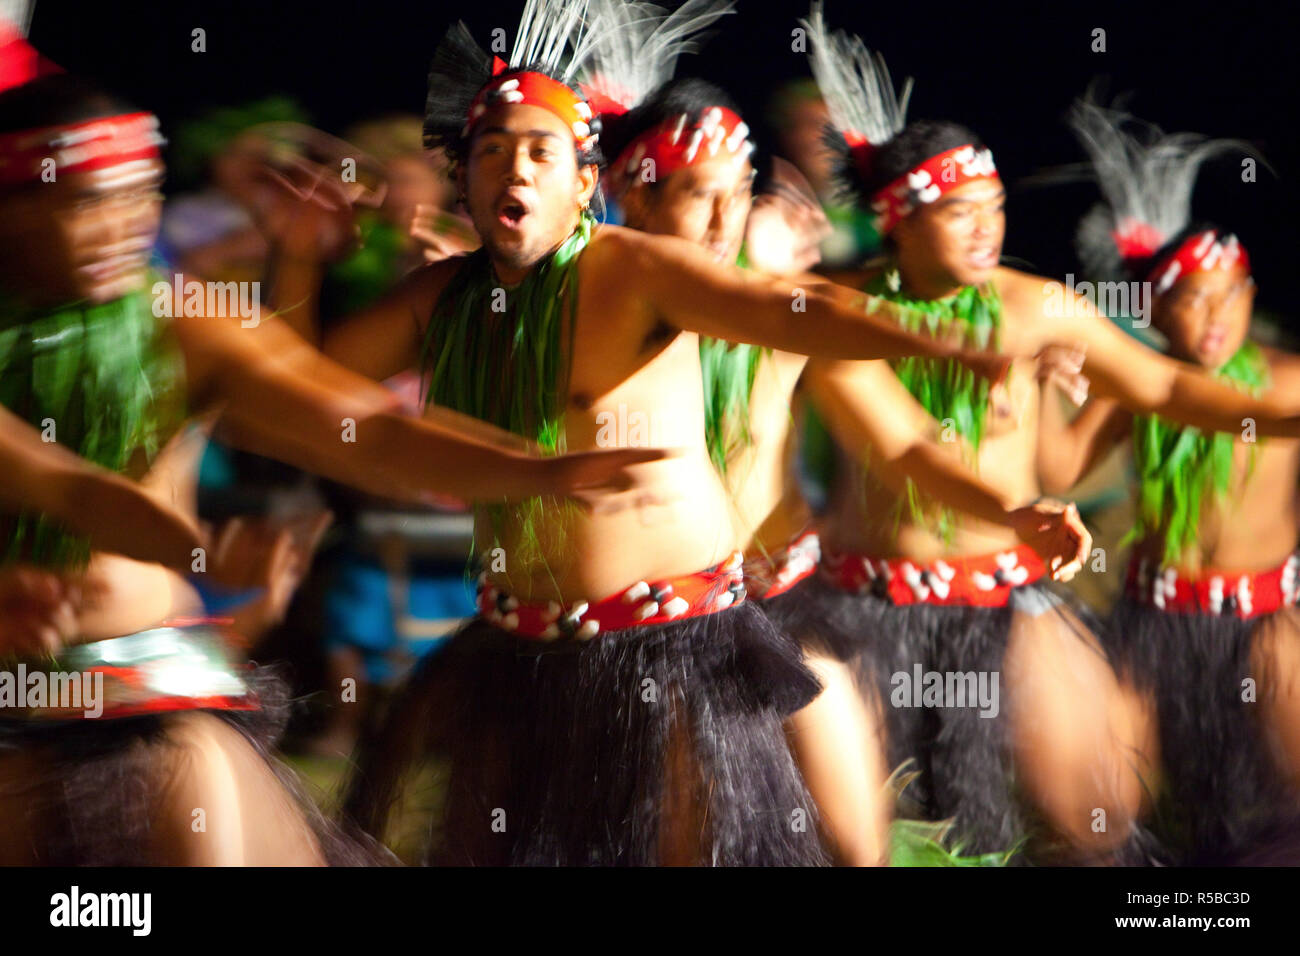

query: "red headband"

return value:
[0, 112, 164, 187]
[0, 20, 162, 187]
[464, 59, 597, 151]
[868, 143, 999, 234]
[607, 105, 752, 192]
[1148, 229, 1250, 295]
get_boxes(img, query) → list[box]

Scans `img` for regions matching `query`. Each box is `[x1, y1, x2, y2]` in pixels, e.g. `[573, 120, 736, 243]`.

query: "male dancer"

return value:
[578, 1, 1092, 865]
[1038, 97, 1300, 862]
[798, 3, 1300, 860]
[0, 37, 658, 865]
[291, 0, 1074, 866]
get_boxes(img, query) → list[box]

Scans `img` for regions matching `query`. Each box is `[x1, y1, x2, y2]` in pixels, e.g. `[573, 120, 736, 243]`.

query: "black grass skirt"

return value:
[768, 574, 1081, 855]
[1104, 597, 1293, 864]
[0, 666, 391, 866]
[344, 600, 828, 866]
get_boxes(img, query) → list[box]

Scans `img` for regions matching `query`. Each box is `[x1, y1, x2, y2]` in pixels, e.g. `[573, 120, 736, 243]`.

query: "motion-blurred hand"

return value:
[0, 566, 82, 657]
[205, 510, 334, 644]
[1008, 499, 1090, 582]
[60, 471, 208, 573]
[743, 158, 831, 276]
[409, 204, 481, 263]
[1036, 344, 1090, 407]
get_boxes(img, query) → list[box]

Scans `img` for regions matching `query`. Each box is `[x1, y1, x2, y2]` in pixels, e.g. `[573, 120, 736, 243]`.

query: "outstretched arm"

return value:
[804, 358, 1089, 578]
[0, 406, 205, 570]
[176, 312, 665, 506]
[598, 226, 993, 362]
[1027, 282, 1300, 437]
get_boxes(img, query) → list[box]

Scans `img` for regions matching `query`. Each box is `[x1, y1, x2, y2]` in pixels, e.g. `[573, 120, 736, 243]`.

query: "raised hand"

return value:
[205, 510, 334, 644]
[743, 157, 831, 276]
[1007, 499, 1090, 582]
[1036, 344, 1090, 407]
[0, 566, 81, 656]
[409, 203, 481, 263]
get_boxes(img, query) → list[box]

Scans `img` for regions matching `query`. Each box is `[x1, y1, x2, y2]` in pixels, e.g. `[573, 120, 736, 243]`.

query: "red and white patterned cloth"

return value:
[464, 60, 597, 151]
[868, 143, 999, 235]
[1125, 553, 1300, 619]
[3, 622, 257, 722]
[603, 105, 754, 195]
[823, 543, 1046, 608]
[746, 531, 821, 601]
[477, 551, 747, 641]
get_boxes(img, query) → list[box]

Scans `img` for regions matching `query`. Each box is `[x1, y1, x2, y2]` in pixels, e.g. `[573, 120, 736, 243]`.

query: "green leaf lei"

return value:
[0, 287, 185, 567]
[1126, 340, 1270, 565]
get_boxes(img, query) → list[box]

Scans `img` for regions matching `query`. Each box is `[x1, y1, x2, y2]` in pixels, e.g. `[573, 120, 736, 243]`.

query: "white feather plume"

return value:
[1069, 93, 1259, 277]
[580, 0, 736, 110]
[799, 0, 911, 145]
[1, 0, 35, 34]
[509, 0, 598, 81]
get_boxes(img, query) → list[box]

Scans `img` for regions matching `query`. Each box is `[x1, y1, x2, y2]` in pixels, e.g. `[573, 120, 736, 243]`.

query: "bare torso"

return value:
[1131, 346, 1300, 575]
[475, 231, 739, 602]
[718, 349, 812, 558]
[68, 423, 207, 641]
[823, 266, 1041, 560]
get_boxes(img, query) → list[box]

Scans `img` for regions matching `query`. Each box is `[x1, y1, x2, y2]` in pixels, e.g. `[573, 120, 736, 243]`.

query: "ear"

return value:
[455, 163, 468, 203]
[619, 180, 651, 228]
[576, 163, 598, 207]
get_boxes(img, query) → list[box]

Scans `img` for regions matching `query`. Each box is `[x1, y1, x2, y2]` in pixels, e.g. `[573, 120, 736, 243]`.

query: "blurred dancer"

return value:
[0, 34, 657, 865]
[582, 0, 1089, 866]
[1038, 97, 1300, 862]
[768, 78, 881, 269]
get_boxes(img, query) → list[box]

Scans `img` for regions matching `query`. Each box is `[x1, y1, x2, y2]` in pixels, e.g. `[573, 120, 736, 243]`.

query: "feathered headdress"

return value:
[799, 2, 996, 234]
[579, 0, 733, 116]
[425, 0, 609, 161]
[800, 0, 910, 159]
[578, 0, 744, 193]
[1070, 94, 1257, 291]
[1, 12, 59, 93]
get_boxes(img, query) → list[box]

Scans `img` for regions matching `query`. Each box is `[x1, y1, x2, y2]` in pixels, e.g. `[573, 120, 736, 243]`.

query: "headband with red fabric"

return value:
[1113, 219, 1251, 294]
[866, 142, 999, 235]
[0, 20, 164, 187]
[463, 57, 598, 152]
[601, 102, 753, 193]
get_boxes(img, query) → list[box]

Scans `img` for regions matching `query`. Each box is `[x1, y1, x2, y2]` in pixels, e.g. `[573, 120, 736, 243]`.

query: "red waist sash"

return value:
[477, 551, 747, 641]
[823, 543, 1046, 608]
[746, 531, 821, 601]
[1125, 553, 1300, 619]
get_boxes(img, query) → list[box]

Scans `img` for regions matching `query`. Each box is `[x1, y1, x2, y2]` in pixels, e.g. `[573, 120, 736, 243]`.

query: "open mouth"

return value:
[496, 196, 530, 231]
[968, 247, 999, 269]
[1199, 326, 1227, 355]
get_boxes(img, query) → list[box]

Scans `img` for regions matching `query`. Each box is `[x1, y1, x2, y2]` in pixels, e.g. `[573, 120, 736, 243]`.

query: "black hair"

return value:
[829, 118, 985, 209]
[0, 73, 137, 136]
[598, 77, 743, 176]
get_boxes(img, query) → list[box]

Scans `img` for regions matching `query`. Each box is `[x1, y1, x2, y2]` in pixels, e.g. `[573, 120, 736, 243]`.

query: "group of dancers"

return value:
[2, 0, 1299, 866]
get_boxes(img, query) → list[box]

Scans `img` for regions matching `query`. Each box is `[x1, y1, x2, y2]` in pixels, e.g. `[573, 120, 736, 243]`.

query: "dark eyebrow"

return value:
[933, 186, 1007, 209]
[477, 126, 561, 141]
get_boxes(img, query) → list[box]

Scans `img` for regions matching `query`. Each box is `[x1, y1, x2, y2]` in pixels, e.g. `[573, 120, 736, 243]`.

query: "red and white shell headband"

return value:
[0, 20, 164, 187]
[869, 143, 999, 235]
[1149, 229, 1250, 295]
[608, 105, 753, 192]
[463, 58, 598, 152]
